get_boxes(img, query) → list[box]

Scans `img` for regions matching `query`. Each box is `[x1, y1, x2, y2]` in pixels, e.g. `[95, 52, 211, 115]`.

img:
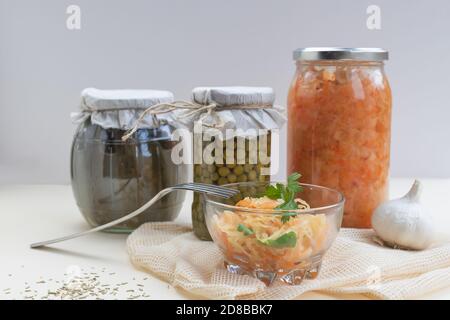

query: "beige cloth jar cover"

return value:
[127, 222, 450, 300]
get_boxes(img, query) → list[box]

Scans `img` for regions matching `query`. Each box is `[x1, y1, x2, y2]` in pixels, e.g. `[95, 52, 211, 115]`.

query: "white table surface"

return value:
[1, 178, 450, 300]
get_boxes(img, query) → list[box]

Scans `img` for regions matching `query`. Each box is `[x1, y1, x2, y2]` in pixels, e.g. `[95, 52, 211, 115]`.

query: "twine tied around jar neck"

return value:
[121, 100, 274, 142]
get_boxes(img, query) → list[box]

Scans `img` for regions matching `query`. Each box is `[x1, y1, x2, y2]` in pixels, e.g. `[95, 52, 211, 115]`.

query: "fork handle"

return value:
[30, 188, 173, 249]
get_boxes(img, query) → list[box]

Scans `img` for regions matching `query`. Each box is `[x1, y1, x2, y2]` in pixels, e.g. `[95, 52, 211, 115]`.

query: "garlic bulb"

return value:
[372, 180, 435, 250]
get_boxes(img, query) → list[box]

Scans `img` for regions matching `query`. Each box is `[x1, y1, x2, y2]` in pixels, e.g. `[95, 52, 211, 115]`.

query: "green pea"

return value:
[256, 186, 266, 196]
[226, 163, 236, 169]
[202, 168, 210, 178]
[237, 174, 248, 183]
[244, 164, 252, 173]
[233, 165, 244, 176]
[232, 193, 243, 203]
[227, 174, 237, 183]
[258, 174, 268, 182]
[218, 167, 230, 177]
[211, 173, 219, 182]
[207, 165, 216, 173]
[239, 186, 248, 194]
[202, 177, 212, 184]
[218, 177, 228, 185]
[248, 170, 257, 181]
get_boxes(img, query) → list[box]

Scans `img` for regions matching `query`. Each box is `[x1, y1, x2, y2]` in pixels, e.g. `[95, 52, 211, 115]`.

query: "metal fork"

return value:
[30, 183, 238, 249]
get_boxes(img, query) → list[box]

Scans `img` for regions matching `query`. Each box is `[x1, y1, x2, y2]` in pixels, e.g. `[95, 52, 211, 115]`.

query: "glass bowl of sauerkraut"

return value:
[204, 181, 344, 286]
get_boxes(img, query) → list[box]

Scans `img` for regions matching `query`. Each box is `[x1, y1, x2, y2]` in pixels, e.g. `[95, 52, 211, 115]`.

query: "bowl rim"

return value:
[203, 182, 345, 215]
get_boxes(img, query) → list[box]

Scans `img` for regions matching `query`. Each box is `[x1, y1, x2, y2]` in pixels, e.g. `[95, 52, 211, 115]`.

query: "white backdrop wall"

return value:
[0, 0, 449, 184]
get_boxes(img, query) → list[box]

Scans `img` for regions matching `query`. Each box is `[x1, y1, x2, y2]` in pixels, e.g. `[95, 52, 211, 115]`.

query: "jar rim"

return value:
[293, 47, 388, 61]
[204, 182, 345, 215]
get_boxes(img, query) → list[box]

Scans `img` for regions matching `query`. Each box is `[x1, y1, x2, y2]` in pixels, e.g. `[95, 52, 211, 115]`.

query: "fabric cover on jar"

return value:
[71, 88, 182, 130]
[175, 86, 286, 136]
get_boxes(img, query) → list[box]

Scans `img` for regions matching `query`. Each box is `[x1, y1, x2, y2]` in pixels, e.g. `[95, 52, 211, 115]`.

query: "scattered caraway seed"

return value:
[2, 267, 153, 300]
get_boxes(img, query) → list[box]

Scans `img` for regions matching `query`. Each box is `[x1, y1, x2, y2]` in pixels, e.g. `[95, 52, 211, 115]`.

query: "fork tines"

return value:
[176, 183, 239, 198]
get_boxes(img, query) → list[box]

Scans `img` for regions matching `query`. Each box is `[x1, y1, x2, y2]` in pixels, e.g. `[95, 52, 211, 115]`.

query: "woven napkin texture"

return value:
[127, 222, 450, 300]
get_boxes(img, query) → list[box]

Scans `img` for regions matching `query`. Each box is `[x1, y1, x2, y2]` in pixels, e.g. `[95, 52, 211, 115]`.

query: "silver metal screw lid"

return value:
[293, 47, 388, 61]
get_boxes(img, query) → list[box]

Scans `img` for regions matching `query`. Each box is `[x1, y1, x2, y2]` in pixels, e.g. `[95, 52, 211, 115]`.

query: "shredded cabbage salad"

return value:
[213, 173, 329, 271]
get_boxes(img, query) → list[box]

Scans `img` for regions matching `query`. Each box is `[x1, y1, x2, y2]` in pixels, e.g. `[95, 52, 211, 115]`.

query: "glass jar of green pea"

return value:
[189, 87, 285, 241]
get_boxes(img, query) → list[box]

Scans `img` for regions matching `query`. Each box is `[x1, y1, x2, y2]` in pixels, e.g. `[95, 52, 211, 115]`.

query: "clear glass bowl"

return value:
[204, 182, 344, 286]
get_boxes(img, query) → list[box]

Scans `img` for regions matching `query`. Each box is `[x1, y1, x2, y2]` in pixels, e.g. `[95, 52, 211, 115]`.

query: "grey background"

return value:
[0, 0, 449, 184]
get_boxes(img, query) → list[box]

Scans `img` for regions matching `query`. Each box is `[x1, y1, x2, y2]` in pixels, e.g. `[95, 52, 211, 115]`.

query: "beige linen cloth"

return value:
[127, 222, 450, 300]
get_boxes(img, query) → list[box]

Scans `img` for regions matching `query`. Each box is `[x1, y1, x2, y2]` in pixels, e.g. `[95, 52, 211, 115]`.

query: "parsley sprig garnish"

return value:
[265, 172, 304, 223]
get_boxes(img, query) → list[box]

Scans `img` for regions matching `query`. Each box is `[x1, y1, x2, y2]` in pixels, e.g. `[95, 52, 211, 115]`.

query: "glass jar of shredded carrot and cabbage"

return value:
[287, 48, 392, 228]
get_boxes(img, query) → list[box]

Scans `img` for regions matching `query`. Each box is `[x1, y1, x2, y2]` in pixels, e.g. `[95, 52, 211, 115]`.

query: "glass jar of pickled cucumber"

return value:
[187, 87, 286, 240]
[70, 88, 188, 232]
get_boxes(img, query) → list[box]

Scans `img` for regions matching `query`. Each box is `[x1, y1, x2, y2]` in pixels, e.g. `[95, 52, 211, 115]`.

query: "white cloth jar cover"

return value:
[174, 86, 287, 138]
[71, 88, 179, 130]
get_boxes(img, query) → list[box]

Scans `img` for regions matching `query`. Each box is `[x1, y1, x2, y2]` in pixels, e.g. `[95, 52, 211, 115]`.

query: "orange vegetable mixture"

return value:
[212, 196, 329, 272]
[287, 62, 392, 228]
